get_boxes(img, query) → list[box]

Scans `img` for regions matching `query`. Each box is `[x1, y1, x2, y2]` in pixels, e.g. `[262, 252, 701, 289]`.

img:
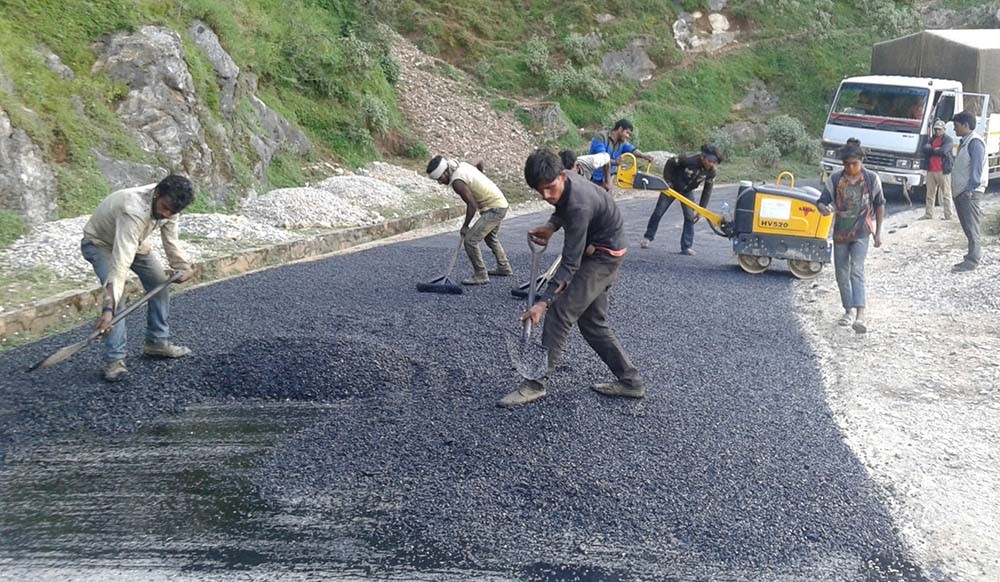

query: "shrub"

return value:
[858, 0, 919, 37]
[524, 38, 550, 76]
[766, 114, 817, 160]
[707, 127, 738, 159]
[361, 94, 390, 135]
[548, 65, 610, 101]
[341, 32, 374, 71]
[563, 32, 597, 65]
[752, 141, 782, 168]
[379, 53, 401, 86]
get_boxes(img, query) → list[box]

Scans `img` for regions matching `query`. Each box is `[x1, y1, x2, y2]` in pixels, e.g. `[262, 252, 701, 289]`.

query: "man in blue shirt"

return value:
[587, 119, 654, 191]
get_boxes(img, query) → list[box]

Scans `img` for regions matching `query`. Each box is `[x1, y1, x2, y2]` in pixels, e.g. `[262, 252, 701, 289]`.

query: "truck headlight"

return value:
[825, 149, 837, 158]
[896, 159, 911, 168]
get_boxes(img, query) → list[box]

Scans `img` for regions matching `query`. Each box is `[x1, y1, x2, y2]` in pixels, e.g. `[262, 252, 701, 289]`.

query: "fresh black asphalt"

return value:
[0, 189, 926, 580]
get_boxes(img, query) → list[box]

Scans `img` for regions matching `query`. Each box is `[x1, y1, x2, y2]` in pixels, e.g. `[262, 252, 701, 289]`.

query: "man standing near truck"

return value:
[950, 111, 989, 272]
[920, 120, 954, 221]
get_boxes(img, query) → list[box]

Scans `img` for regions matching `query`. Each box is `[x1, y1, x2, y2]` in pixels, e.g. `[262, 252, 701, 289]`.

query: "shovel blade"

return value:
[504, 327, 549, 381]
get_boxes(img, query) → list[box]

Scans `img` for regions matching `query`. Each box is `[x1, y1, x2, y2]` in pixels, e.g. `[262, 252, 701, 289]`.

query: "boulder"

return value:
[709, 13, 731, 33]
[39, 46, 74, 81]
[0, 108, 59, 226]
[187, 21, 239, 117]
[732, 79, 779, 114]
[92, 26, 225, 198]
[94, 150, 168, 192]
[601, 39, 656, 82]
[517, 101, 573, 142]
[709, 0, 728, 11]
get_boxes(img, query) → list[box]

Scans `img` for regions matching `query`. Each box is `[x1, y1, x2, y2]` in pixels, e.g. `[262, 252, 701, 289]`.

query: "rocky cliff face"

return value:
[1, 21, 312, 223]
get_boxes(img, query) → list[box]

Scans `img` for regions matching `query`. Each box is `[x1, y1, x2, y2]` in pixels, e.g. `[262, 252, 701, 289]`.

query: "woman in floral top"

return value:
[817, 143, 885, 334]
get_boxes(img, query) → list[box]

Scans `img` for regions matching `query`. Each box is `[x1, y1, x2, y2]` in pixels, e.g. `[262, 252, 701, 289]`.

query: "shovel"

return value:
[510, 255, 561, 299]
[505, 234, 549, 381]
[28, 271, 184, 372]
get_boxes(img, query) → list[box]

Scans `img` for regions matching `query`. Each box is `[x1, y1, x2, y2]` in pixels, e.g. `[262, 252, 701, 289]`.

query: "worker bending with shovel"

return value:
[501, 149, 643, 407]
[427, 156, 512, 285]
[81, 175, 196, 382]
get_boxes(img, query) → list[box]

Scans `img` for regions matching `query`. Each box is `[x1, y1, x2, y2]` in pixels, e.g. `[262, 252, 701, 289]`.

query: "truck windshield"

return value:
[828, 83, 929, 133]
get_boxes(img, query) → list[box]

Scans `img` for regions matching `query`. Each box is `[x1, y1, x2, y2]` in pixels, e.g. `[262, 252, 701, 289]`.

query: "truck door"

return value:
[960, 92, 990, 135]
[932, 91, 958, 142]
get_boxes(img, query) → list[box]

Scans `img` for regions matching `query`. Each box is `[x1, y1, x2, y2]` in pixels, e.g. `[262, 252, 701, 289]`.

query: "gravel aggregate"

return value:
[0, 195, 924, 580]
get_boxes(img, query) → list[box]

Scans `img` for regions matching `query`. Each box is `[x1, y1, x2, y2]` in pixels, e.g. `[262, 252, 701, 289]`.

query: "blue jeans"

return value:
[81, 240, 171, 362]
[643, 191, 697, 251]
[833, 238, 869, 310]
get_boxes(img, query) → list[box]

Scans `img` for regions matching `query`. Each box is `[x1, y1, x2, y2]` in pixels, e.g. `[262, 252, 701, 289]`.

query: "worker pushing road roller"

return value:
[616, 153, 834, 279]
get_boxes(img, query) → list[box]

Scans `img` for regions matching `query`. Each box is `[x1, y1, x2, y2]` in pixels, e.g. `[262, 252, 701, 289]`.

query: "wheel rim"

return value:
[738, 254, 769, 274]
[788, 259, 822, 279]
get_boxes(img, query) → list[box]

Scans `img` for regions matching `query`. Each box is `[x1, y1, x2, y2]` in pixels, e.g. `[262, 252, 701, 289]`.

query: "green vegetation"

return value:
[0, 0, 410, 218]
[0, 210, 26, 250]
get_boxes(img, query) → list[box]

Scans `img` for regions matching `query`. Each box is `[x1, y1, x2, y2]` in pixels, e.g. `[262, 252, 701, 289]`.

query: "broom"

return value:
[416, 233, 465, 295]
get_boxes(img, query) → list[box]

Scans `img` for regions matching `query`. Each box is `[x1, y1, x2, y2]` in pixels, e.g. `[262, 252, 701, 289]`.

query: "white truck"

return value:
[820, 29, 1000, 199]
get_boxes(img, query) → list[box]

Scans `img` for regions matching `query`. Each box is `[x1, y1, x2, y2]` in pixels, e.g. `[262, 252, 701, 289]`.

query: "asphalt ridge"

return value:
[0, 192, 923, 580]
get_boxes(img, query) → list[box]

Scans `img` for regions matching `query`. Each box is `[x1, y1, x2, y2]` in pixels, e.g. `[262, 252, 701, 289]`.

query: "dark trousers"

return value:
[954, 191, 983, 265]
[643, 191, 697, 251]
[526, 254, 642, 391]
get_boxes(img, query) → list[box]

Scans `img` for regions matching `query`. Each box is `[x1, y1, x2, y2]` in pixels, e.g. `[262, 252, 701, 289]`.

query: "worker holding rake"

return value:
[500, 149, 643, 407]
[427, 156, 513, 285]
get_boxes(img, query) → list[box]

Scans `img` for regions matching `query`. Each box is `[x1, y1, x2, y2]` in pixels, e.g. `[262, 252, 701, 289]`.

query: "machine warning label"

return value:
[759, 198, 792, 220]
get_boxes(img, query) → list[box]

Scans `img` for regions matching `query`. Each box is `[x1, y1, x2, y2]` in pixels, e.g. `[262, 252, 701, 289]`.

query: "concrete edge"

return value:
[0, 205, 467, 345]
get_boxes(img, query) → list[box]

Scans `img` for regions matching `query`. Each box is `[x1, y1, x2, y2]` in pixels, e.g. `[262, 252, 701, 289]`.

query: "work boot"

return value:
[488, 266, 514, 277]
[640, 238, 651, 249]
[852, 319, 868, 334]
[918, 214, 932, 220]
[679, 248, 696, 256]
[461, 272, 490, 285]
[591, 381, 645, 399]
[498, 382, 546, 407]
[952, 261, 977, 273]
[144, 341, 192, 358]
[103, 360, 129, 382]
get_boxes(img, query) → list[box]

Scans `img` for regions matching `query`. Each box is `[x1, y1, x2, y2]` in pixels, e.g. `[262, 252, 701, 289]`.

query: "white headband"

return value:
[428, 158, 450, 180]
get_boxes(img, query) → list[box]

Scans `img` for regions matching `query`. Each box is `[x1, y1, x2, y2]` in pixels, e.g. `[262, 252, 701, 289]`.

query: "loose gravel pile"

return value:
[798, 196, 1000, 582]
[0, 197, 923, 580]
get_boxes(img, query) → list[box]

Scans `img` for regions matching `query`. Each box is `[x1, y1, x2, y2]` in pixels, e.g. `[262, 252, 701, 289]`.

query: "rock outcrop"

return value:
[0, 108, 59, 226]
[601, 39, 656, 83]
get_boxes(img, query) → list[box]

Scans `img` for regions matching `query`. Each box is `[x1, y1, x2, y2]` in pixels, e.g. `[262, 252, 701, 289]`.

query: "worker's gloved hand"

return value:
[521, 301, 547, 327]
[95, 309, 114, 334]
[460, 225, 470, 238]
[690, 213, 701, 224]
[528, 225, 554, 246]
[177, 269, 195, 283]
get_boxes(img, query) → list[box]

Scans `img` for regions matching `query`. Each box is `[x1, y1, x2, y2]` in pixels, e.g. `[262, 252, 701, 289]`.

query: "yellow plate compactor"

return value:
[616, 153, 834, 279]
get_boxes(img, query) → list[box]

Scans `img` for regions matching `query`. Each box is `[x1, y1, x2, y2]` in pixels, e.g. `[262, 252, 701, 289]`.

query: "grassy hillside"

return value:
[372, 0, 920, 153]
[0, 0, 924, 244]
[0, 0, 410, 219]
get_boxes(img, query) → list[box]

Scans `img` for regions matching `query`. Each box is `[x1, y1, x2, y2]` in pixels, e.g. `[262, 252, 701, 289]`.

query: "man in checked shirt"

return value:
[81, 175, 196, 382]
[499, 149, 643, 407]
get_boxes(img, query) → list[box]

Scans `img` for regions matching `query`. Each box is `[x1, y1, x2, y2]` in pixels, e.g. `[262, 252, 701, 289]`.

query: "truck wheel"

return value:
[788, 259, 823, 279]
[738, 254, 770, 274]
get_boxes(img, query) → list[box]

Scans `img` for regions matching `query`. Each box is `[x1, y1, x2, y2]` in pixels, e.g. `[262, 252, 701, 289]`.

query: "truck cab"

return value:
[820, 75, 966, 195]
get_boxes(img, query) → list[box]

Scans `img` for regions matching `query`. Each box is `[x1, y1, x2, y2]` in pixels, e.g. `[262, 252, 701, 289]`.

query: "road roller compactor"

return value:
[617, 153, 834, 279]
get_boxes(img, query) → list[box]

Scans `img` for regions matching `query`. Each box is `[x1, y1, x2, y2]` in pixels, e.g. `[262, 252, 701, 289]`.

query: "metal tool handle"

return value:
[443, 233, 465, 278]
[522, 233, 546, 340]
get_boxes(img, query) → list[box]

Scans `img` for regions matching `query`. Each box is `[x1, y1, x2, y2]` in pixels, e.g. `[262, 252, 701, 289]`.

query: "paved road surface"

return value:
[0, 188, 927, 581]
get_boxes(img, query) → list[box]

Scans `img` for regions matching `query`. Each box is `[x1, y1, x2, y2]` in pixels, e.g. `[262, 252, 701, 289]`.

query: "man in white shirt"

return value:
[81, 175, 196, 381]
[427, 156, 512, 285]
